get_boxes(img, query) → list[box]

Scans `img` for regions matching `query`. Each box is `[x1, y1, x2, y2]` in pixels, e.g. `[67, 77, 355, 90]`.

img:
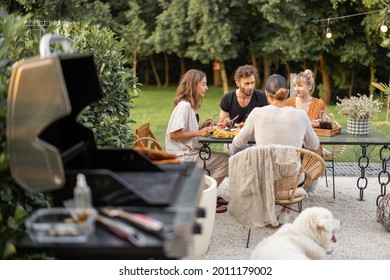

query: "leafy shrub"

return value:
[0, 12, 137, 259]
[57, 22, 137, 148]
[0, 11, 54, 259]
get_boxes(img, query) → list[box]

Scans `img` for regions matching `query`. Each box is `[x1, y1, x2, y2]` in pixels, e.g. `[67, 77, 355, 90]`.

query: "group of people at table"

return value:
[165, 64, 327, 224]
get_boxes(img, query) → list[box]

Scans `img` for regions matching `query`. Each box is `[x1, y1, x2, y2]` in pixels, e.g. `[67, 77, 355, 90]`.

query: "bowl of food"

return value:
[25, 207, 96, 243]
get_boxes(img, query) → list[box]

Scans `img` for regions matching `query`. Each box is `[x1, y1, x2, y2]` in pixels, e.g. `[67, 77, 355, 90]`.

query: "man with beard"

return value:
[219, 65, 268, 126]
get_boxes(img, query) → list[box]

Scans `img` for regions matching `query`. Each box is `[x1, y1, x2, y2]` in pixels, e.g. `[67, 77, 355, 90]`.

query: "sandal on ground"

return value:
[217, 196, 229, 206]
[216, 205, 227, 214]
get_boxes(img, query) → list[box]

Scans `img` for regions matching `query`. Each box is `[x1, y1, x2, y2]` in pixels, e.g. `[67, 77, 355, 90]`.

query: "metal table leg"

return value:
[199, 143, 211, 175]
[376, 145, 390, 205]
[357, 145, 369, 200]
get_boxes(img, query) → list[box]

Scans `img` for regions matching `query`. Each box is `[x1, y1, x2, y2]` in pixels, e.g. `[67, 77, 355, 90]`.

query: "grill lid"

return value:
[6, 34, 161, 194]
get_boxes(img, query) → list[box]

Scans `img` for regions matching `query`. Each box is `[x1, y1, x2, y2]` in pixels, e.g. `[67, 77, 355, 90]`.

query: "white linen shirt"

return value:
[232, 105, 319, 151]
[165, 101, 200, 158]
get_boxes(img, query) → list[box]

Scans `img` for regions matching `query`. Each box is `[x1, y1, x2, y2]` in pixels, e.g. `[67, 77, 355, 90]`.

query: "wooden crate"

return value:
[314, 127, 341, 137]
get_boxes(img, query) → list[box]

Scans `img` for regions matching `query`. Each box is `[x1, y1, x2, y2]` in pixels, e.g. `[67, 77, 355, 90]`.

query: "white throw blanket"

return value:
[228, 145, 299, 228]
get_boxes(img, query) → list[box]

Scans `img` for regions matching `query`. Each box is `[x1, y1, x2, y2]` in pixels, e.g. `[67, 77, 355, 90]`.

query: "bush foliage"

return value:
[0, 11, 137, 259]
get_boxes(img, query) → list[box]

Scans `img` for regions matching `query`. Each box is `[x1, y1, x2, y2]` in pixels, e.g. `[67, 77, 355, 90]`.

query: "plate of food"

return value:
[211, 122, 244, 138]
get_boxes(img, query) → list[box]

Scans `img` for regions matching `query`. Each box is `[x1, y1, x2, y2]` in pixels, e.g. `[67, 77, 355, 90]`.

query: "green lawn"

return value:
[131, 86, 390, 163]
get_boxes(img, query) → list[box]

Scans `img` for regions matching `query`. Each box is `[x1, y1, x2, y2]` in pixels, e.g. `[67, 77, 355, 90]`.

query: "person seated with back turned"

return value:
[286, 69, 327, 197]
[232, 74, 320, 224]
[219, 64, 268, 126]
[165, 69, 229, 214]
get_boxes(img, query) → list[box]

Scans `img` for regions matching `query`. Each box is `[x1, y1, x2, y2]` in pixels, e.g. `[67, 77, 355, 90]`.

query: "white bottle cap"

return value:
[76, 173, 87, 187]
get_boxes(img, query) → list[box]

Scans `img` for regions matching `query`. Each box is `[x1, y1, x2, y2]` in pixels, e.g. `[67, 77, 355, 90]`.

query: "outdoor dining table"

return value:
[199, 129, 390, 205]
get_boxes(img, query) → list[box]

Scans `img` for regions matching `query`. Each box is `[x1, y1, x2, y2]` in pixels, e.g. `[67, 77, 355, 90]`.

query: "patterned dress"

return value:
[285, 97, 326, 120]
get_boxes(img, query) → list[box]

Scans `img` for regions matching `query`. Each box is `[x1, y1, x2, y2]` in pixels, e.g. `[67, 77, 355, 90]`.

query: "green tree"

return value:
[151, 0, 191, 80]
[186, 0, 238, 93]
[118, 1, 148, 90]
[13, 0, 112, 26]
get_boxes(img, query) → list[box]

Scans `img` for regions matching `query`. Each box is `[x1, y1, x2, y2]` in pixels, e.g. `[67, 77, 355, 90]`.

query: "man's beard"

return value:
[240, 87, 253, 97]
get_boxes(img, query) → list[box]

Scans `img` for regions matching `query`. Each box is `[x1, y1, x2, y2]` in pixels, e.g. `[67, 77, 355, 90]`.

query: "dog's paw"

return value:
[326, 248, 333, 254]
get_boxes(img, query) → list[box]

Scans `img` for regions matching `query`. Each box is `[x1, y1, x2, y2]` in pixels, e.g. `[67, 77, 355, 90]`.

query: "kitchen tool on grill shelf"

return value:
[8, 34, 204, 259]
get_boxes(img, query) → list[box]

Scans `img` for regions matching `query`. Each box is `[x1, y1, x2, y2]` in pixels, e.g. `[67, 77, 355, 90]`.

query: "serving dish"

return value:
[25, 207, 97, 243]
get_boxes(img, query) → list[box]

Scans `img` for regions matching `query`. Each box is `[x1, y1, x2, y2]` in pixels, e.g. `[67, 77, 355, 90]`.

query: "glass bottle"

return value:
[73, 173, 92, 211]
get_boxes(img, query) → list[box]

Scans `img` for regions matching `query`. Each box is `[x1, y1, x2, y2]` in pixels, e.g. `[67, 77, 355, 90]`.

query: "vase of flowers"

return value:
[336, 94, 382, 136]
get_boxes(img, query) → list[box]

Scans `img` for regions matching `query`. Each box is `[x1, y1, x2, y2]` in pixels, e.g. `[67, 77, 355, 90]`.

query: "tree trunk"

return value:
[285, 62, 291, 86]
[163, 52, 169, 88]
[180, 56, 186, 77]
[132, 49, 137, 74]
[263, 54, 271, 88]
[313, 61, 320, 78]
[319, 52, 331, 105]
[302, 60, 307, 70]
[149, 55, 161, 88]
[144, 67, 150, 85]
[247, 35, 259, 85]
[220, 60, 229, 94]
[369, 62, 376, 96]
[213, 59, 222, 87]
[348, 65, 355, 97]
[274, 58, 280, 74]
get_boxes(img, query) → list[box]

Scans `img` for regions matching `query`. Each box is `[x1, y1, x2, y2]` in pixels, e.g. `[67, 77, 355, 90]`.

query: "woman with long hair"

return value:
[166, 69, 229, 213]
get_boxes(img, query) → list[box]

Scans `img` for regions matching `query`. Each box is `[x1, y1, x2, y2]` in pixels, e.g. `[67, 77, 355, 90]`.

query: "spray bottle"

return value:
[73, 173, 92, 212]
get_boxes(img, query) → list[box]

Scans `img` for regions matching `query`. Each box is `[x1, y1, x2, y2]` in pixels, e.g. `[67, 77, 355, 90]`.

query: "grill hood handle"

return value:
[39, 33, 74, 58]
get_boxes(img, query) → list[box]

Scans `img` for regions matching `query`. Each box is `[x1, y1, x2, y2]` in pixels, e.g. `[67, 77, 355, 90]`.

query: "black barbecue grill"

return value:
[7, 34, 204, 259]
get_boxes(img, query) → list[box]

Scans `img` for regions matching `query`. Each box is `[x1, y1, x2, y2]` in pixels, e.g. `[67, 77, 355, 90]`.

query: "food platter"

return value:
[211, 122, 244, 138]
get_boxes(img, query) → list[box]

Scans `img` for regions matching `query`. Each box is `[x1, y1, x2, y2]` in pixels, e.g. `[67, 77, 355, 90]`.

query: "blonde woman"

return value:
[286, 69, 326, 127]
[286, 69, 326, 196]
[165, 69, 229, 213]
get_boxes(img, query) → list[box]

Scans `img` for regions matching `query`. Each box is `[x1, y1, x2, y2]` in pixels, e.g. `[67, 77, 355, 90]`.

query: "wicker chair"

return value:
[132, 123, 181, 165]
[274, 148, 326, 212]
[132, 122, 163, 150]
[242, 146, 325, 247]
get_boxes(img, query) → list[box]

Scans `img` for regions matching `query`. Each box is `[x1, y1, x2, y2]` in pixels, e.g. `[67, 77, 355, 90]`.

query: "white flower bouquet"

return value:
[336, 94, 382, 120]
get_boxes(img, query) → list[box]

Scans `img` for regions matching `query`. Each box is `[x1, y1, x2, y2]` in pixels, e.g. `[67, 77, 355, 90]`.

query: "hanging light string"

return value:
[311, 8, 385, 23]
[311, 8, 388, 37]
[381, 8, 388, 32]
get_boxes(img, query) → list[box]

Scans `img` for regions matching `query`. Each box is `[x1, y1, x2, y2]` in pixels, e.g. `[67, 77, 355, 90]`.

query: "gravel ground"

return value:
[196, 174, 390, 260]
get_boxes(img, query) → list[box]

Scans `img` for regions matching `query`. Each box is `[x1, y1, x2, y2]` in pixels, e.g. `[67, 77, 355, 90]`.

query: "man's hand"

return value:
[223, 117, 233, 127]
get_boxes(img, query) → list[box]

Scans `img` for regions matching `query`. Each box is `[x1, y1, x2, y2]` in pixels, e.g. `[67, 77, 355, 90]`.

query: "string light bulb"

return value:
[381, 8, 388, 33]
[381, 20, 388, 32]
[326, 18, 332, 38]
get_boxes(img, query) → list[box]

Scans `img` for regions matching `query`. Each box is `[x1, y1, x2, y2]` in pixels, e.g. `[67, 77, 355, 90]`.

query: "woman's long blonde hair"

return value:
[173, 69, 206, 110]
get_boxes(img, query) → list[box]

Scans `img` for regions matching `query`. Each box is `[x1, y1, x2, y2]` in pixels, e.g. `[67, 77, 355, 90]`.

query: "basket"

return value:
[377, 193, 390, 232]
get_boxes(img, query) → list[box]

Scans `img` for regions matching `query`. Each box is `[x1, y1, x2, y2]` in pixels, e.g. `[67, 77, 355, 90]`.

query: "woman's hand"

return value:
[198, 126, 212, 137]
[200, 118, 213, 128]
[311, 119, 320, 128]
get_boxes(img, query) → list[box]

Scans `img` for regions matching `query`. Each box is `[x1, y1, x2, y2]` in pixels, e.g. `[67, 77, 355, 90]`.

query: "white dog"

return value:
[250, 207, 340, 260]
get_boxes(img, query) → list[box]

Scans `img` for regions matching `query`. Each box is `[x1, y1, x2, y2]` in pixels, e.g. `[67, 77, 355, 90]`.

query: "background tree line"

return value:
[3, 0, 390, 103]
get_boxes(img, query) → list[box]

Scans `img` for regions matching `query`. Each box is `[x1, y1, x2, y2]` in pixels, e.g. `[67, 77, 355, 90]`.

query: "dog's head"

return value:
[294, 207, 340, 253]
